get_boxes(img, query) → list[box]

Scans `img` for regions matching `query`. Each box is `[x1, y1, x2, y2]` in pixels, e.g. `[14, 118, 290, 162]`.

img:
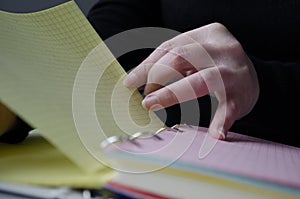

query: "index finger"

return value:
[123, 48, 167, 89]
[142, 67, 221, 110]
[123, 34, 196, 88]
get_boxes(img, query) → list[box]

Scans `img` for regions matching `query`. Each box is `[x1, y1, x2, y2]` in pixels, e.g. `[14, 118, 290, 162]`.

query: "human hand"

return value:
[123, 23, 259, 140]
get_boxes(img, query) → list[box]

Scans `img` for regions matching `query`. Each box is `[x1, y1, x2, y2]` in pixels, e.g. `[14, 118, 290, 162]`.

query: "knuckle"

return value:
[228, 41, 244, 56]
[162, 88, 178, 104]
[159, 40, 173, 51]
[209, 22, 227, 32]
[170, 47, 187, 64]
[171, 46, 186, 56]
[203, 29, 243, 58]
[201, 67, 217, 84]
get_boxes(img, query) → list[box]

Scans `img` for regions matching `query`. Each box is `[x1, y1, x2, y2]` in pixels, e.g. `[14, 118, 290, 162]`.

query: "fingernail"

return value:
[149, 104, 164, 111]
[123, 73, 137, 87]
[218, 128, 226, 140]
[142, 95, 159, 110]
[209, 128, 226, 140]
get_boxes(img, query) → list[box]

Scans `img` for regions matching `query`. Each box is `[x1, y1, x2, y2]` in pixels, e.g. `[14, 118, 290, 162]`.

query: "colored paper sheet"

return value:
[0, 131, 114, 188]
[0, 0, 163, 178]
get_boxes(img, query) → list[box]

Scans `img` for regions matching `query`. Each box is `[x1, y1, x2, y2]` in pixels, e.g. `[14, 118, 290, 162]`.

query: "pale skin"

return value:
[123, 23, 259, 140]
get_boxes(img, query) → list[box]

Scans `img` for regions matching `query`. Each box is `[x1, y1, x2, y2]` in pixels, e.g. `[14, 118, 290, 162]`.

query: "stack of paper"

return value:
[2, 1, 299, 199]
[104, 125, 300, 199]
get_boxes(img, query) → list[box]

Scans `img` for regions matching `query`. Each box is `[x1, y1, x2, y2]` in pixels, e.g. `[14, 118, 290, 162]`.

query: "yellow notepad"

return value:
[0, 130, 114, 188]
[0, 0, 163, 187]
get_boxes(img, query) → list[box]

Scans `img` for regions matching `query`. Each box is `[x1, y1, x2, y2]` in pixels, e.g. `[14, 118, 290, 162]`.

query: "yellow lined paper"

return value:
[0, 131, 114, 188]
[0, 0, 163, 186]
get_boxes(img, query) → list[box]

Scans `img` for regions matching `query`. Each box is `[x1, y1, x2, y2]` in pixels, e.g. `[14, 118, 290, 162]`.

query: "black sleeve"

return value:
[0, 117, 32, 144]
[87, 1, 300, 147]
[232, 56, 300, 147]
[87, 0, 162, 72]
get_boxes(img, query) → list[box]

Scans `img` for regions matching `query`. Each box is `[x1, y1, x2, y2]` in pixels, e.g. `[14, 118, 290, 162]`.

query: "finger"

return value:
[208, 100, 238, 140]
[198, 100, 237, 159]
[144, 43, 215, 94]
[144, 52, 192, 95]
[142, 67, 221, 110]
[122, 48, 170, 89]
[123, 34, 196, 88]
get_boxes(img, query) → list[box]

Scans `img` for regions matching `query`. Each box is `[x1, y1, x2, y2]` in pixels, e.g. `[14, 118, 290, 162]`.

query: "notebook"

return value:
[0, 0, 164, 187]
[103, 125, 300, 199]
[0, 130, 114, 188]
[1, 1, 299, 198]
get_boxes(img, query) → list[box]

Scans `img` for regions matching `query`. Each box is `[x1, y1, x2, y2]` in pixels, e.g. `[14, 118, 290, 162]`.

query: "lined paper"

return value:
[105, 126, 300, 196]
[0, 131, 114, 188]
[0, 0, 163, 176]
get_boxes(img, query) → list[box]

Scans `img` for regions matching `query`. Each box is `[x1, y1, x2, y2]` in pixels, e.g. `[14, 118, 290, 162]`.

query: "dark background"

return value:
[0, 0, 98, 16]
